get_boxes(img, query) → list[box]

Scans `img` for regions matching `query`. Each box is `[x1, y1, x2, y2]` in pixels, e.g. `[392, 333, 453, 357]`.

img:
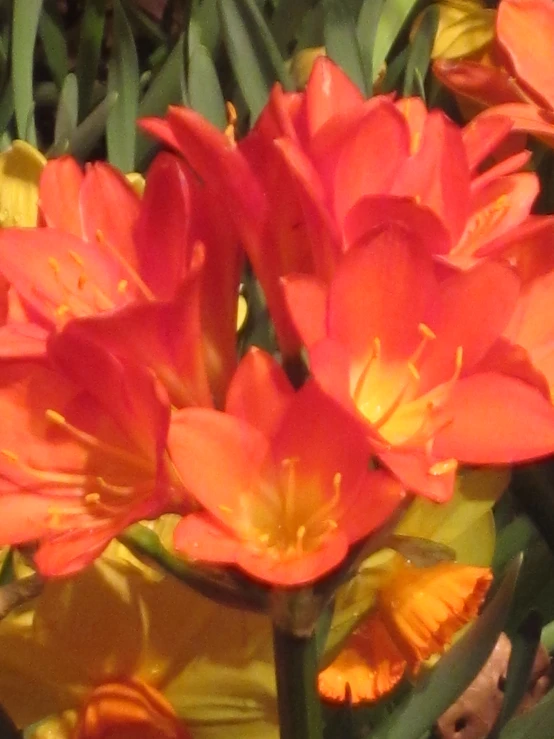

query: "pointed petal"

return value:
[497, 0, 554, 109]
[377, 448, 456, 502]
[0, 493, 65, 543]
[432, 59, 527, 106]
[435, 373, 554, 463]
[80, 162, 141, 271]
[475, 103, 554, 146]
[306, 57, 364, 138]
[462, 115, 514, 171]
[168, 408, 269, 517]
[226, 348, 294, 437]
[328, 225, 437, 363]
[135, 152, 193, 300]
[340, 469, 406, 543]
[34, 523, 119, 576]
[282, 275, 328, 348]
[38, 156, 84, 236]
[470, 150, 532, 191]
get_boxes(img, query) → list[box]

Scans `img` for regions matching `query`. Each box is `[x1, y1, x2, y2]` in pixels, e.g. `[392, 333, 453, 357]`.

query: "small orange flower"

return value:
[75, 678, 191, 739]
[319, 560, 492, 704]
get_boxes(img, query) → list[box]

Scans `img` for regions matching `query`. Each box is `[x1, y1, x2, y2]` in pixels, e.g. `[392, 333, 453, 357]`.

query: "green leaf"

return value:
[38, 2, 68, 89]
[135, 35, 186, 169]
[107, 0, 139, 172]
[370, 556, 523, 739]
[0, 80, 13, 137]
[217, 0, 293, 122]
[487, 610, 543, 739]
[67, 90, 118, 160]
[188, 27, 227, 130]
[270, 0, 316, 55]
[0, 549, 14, 587]
[372, 0, 421, 80]
[357, 0, 385, 90]
[403, 4, 439, 98]
[323, 0, 367, 96]
[499, 689, 554, 739]
[76, 0, 106, 120]
[51, 72, 78, 156]
[11, 0, 43, 145]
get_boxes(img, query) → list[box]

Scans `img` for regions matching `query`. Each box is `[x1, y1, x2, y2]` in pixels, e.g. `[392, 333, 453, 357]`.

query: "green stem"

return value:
[272, 624, 323, 739]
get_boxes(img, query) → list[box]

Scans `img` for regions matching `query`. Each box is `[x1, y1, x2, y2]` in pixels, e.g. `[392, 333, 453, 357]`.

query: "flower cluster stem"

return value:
[272, 624, 323, 739]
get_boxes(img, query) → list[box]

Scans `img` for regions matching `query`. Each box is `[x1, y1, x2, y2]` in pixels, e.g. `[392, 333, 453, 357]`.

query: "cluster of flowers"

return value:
[2, 42, 554, 729]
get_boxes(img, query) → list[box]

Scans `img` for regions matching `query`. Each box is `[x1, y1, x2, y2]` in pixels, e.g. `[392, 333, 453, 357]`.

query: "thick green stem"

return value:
[272, 624, 323, 739]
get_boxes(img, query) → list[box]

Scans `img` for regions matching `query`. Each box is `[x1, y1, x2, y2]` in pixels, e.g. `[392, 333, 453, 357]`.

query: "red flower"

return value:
[169, 350, 404, 586]
[284, 210, 554, 500]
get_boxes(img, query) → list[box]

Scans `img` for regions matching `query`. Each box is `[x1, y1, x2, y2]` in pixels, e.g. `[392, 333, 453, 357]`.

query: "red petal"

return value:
[168, 408, 269, 517]
[340, 469, 406, 542]
[377, 448, 456, 502]
[226, 348, 294, 437]
[497, 0, 554, 109]
[0, 323, 47, 358]
[432, 59, 528, 106]
[135, 153, 193, 300]
[462, 115, 514, 171]
[173, 512, 239, 565]
[435, 373, 554, 463]
[282, 275, 328, 348]
[38, 156, 84, 236]
[476, 104, 554, 146]
[34, 523, 119, 576]
[306, 57, 364, 138]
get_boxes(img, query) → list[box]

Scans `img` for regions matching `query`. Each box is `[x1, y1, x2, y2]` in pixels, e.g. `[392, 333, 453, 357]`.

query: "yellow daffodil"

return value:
[0, 536, 277, 739]
[0, 140, 45, 228]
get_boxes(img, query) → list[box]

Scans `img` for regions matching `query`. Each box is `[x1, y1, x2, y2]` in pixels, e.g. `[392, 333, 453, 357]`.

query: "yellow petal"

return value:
[0, 140, 46, 227]
[432, 8, 495, 60]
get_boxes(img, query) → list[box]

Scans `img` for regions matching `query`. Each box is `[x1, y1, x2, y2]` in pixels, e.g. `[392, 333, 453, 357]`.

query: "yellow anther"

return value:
[48, 257, 60, 274]
[414, 194, 421, 205]
[327, 519, 338, 530]
[258, 533, 270, 544]
[219, 504, 233, 514]
[410, 131, 421, 155]
[372, 337, 382, 358]
[455, 345, 463, 370]
[55, 304, 70, 317]
[45, 409, 66, 425]
[333, 472, 342, 489]
[407, 362, 420, 381]
[117, 279, 128, 293]
[418, 323, 436, 340]
[429, 458, 458, 476]
[296, 525, 307, 542]
[1, 449, 18, 462]
[85, 492, 100, 504]
[95, 229, 105, 243]
[224, 102, 238, 145]
[68, 250, 84, 267]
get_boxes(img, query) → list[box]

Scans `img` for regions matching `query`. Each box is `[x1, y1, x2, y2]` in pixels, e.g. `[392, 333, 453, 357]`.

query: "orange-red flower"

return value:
[284, 210, 554, 500]
[318, 559, 492, 703]
[169, 350, 405, 586]
[0, 334, 189, 576]
[0, 153, 238, 406]
[434, 0, 554, 146]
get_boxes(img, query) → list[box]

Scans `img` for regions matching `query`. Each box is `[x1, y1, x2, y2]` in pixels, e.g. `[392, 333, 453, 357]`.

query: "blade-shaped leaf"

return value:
[270, 0, 314, 55]
[76, 0, 106, 120]
[188, 27, 226, 130]
[357, 0, 385, 90]
[107, 0, 139, 171]
[323, 0, 367, 96]
[68, 90, 118, 160]
[38, 3, 68, 89]
[403, 4, 439, 98]
[499, 689, 554, 739]
[370, 556, 523, 739]
[372, 0, 420, 80]
[12, 0, 43, 145]
[217, 0, 293, 121]
[51, 72, 78, 155]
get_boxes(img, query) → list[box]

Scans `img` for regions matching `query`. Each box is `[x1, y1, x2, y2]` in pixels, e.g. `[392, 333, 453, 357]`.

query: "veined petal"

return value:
[282, 275, 328, 348]
[435, 372, 554, 463]
[135, 153, 193, 301]
[497, 0, 554, 109]
[168, 408, 269, 517]
[80, 163, 142, 271]
[305, 57, 364, 138]
[225, 349, 294, 437]
[38, 156, 85, 236]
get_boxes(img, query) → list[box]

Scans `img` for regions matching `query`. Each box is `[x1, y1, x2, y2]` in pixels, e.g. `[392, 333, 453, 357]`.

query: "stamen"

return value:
[117, 280, 128, 293]
[95, 229, 155, 301]
[48, 257, 61, 275]
[68, 250, 84, 267]
[219, 504, 233, 514]
[44, 410, 152, 472]
[1, 449, 90, 487]
[429, 458, 458, 476]
[418, 323, 436, 340]
[85, 492, 100, 504]
[407, 363, 420, 381]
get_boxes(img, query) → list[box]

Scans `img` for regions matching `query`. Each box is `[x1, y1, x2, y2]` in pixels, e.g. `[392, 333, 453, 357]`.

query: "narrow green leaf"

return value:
[380, 47, 410, 94]
[487, 610, 543, 739]
[188, 36, 227, 130]
[38, 3, 68, 89]
[135, 35, 186, 169]
[107, 0, 139, 172]
[11, 0, 43, 145]
[51, 72, 78, 155]
[67, 90, 118, 160]
[371, 556, 523, 739]
[270, 0, 314, 55]
[76, 0, 106, 120]
[0, 549, 14, 586]
[499, 689, 554, 739]
[217, 0, 293, 122]
[403, 5, 439, 98]
[323, 0, 367, 96]
[372, 0, 421, 79]
[357, 0, 385, 90]
[0, 81, 13, 137]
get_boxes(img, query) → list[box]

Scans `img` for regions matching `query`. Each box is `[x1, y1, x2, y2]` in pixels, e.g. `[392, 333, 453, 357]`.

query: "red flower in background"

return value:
[169, 350, 404, 586]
